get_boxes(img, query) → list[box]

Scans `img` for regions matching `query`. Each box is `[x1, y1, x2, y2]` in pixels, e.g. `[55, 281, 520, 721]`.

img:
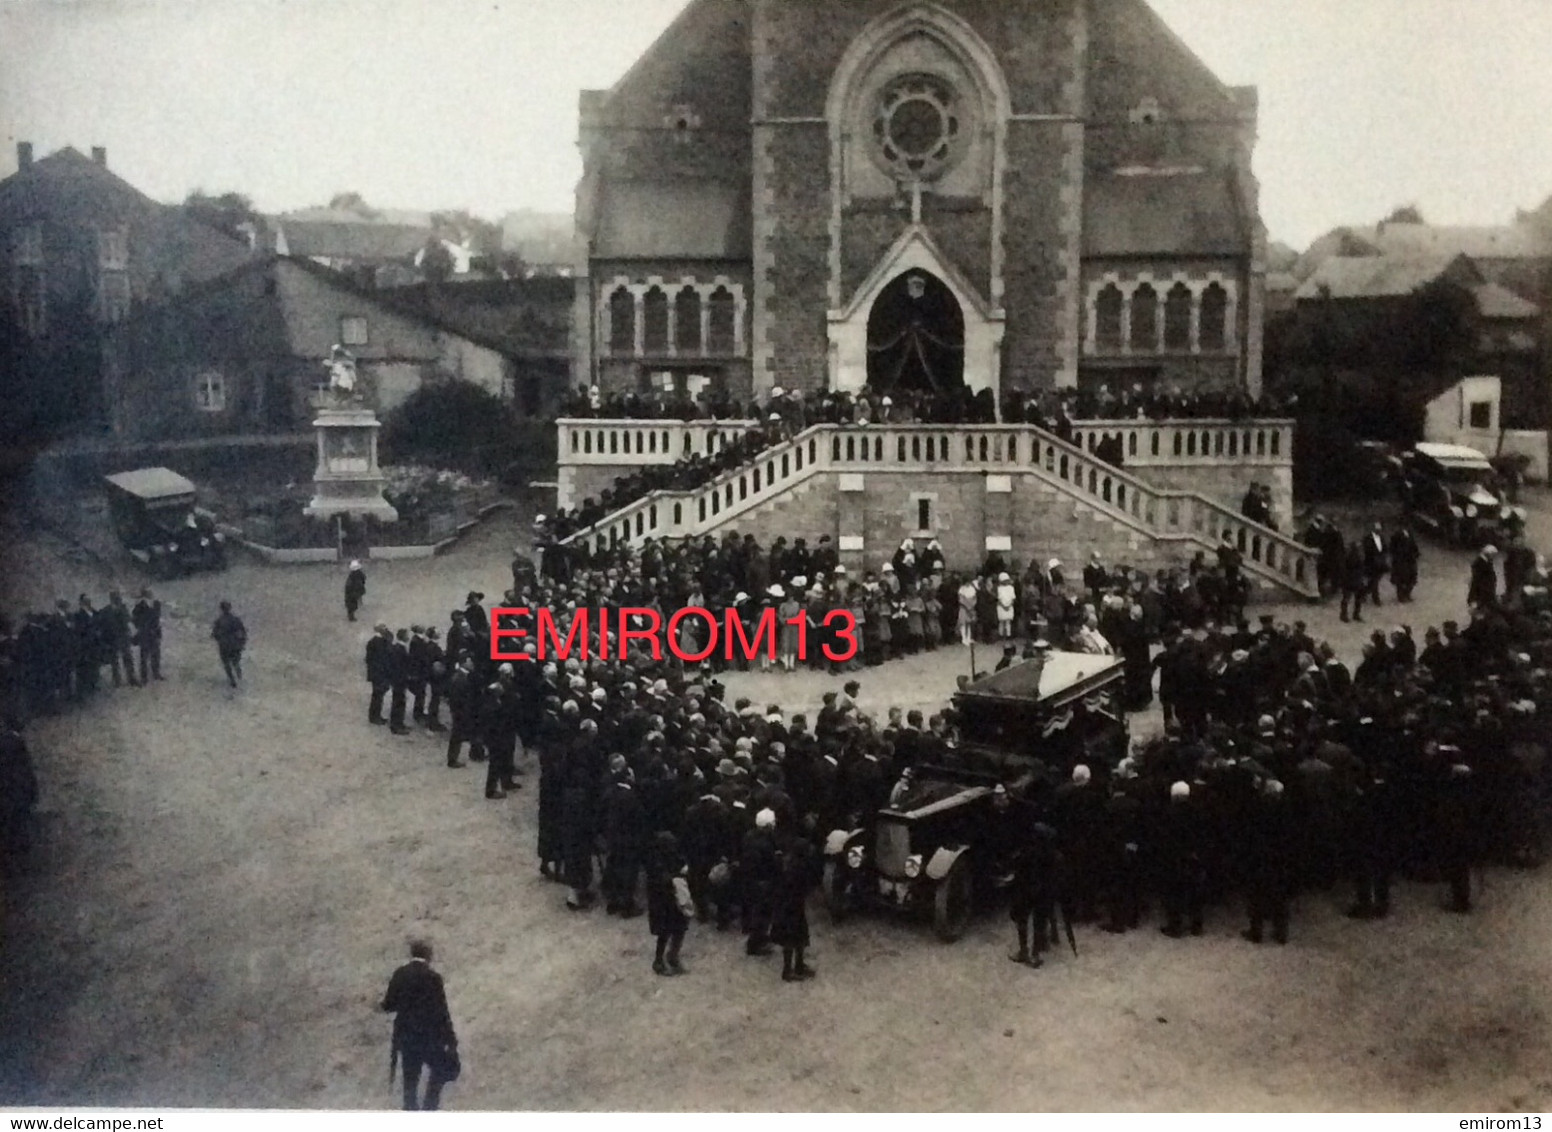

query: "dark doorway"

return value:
[866, 270, 965, 393]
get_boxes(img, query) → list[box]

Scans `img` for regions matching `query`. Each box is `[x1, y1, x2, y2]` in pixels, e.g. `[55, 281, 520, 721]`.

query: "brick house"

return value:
[104, 256, 539, 442]
[572, 0, 1266, 409]
[0, 143, 254, 429]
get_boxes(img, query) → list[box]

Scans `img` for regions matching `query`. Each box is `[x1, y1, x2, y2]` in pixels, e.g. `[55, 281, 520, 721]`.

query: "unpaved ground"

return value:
[1, 498, 1550, 1111]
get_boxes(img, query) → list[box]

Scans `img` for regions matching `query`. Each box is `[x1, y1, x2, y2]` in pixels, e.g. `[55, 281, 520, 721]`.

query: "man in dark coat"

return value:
[1388, 526, 1420, 603]
[0, 718, 39, 859]
[1339, 543, 1368, 623]
[130, 589, 164, 684]
[772, 824, 816, 981]
[381, 940, 459, 1111]
[211, 601, 247, 688]
[601, 757, 646, 916]
[1361, 522, 1389, 605]
[100, 591, 138, 689]
[1468, 545, 1499, 610]
[344, 560, 367, 621]
[1009, 822, 1059, 967]
[388, 629, 412, 734]
[1242, 778, 1295, 944]
[72, 596, 101, 697]
[1158, 781, 1206, 937]
[443, 655, 478, 767]
[562, 721, 601, 910]
[365, 625, 393, 725]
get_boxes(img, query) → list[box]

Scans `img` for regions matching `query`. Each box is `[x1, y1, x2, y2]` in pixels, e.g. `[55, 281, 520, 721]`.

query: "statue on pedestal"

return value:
[321, 344, 364, 407]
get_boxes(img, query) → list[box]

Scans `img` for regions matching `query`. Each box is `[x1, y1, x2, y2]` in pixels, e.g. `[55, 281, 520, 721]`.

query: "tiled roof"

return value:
[1082, 171, 1246, 258]
[1293, 254, 1463, 300]
[275, 219, 431, 262]
[592, 179, 750, 260]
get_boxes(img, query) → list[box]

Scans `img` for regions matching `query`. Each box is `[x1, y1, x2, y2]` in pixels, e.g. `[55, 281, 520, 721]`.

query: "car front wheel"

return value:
[932, 857, 973, 942]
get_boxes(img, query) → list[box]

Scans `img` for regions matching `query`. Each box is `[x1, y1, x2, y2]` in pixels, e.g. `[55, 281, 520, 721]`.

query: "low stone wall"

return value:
[230, 501, 514, 564]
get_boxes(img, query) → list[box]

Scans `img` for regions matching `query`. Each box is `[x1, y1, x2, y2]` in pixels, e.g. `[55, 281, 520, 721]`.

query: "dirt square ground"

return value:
[1, 495, 1550, 1111]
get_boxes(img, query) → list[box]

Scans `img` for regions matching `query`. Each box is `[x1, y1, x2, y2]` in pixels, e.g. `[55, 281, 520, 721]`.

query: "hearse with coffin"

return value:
[823, 649, 1127, 941]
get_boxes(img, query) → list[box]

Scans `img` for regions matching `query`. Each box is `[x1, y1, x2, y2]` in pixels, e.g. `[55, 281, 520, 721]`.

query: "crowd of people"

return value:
[0, 588, 165, 870]
[559, 381, 1296, 426]
[352, 514, 1552, 977]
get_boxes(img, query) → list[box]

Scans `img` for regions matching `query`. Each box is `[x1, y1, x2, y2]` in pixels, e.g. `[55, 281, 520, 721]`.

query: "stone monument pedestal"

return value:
[305, 406, 399, 526]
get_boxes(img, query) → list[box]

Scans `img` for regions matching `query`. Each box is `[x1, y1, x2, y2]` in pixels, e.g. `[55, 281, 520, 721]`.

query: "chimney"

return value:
[17, 142, 33, 170]
[91, 146, 107, 167]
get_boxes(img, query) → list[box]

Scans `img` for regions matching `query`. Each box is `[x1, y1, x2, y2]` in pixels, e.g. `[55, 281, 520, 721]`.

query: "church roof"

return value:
[592, 179, 750, 260]
[1082, 172, 1246, 258]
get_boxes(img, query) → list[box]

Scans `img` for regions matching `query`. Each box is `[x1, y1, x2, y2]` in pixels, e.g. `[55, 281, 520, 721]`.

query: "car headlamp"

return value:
[200, 537, 210, 547]
[903, 854, 923, 879]
[1464, 504, 1477, 518]
[846, 846, 865, 870]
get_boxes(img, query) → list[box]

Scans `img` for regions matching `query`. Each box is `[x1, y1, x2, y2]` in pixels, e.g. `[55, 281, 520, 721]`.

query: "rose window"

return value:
[872, 74, 963, 181]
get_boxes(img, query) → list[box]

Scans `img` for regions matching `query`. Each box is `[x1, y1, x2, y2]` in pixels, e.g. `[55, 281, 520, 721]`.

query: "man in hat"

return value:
[388, 629, 412, 734]
[345, 560, 367, 622]
[100, 590, 138, 689]
[1242, 778, 1295, 944]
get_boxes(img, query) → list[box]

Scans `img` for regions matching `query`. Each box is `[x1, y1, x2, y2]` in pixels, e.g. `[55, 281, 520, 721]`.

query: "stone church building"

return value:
[572, 0, 1266, 410]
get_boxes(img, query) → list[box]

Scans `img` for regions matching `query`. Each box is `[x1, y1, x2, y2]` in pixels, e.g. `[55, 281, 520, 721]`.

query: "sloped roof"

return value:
[592, 179, 750, 260]
[1293, 253, 1466, 300]
[1082, 172, 1246, 257]
[275, 219, 431, 262]
[104, 467, 197, 500]
[1472, 280, 1540, 320]
[1370, 221, 1548, 261]
[0, 146, 157, 218]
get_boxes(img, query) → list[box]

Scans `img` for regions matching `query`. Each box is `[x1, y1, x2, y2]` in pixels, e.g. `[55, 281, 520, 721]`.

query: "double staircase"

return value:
[556, 419, 1319, 600]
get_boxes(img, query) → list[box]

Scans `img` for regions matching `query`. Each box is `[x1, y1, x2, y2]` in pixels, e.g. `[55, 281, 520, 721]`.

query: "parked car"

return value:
[1397, 442, 1526, 547]
[104, 467, 227, 578]
[823, 651, 1126, 941]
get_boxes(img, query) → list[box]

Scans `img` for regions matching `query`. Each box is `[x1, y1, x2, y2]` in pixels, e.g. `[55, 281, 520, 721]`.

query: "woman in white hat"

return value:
[344, 559, 367, 622]
[996, 572, 1017, 641]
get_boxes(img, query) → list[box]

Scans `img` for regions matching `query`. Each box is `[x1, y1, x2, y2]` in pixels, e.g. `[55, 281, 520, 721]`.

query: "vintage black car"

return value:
[1398, 442, 1526, 547]
[104, 467, 228, 578]
[824, 651, 1127, 941]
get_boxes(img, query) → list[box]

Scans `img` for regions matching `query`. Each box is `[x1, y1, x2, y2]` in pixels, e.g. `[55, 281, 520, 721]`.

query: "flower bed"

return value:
[218, 465, 499, 552]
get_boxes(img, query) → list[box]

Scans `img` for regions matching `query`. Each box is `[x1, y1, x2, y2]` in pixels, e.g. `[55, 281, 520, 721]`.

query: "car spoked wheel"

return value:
[933, 857, 973, 942]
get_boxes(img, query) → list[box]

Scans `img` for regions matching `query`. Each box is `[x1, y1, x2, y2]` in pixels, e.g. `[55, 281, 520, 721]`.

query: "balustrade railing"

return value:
[555, 418, 758, 466]
[1068, 418, 1293, 467]
[554, 420, 1316, 596]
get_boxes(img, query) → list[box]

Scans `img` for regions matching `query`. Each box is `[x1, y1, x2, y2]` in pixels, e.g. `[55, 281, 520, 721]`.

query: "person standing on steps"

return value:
[345, 560, 368, 622]
[211, 601, 247, 688]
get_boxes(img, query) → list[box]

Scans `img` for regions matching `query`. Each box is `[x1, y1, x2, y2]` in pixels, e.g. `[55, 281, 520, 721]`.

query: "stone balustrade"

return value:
[557, 421, 1317, 597]
[1068, 418, 1293, 466]
[556, 418, 757, 466]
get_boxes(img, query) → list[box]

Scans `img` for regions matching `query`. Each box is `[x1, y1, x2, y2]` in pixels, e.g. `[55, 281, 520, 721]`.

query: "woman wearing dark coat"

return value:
[771, 830, 816, 982]
[646, 831, 689, 976]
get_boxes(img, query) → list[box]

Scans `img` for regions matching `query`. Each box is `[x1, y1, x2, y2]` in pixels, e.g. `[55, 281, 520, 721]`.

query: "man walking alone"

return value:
[381, 940, 460, 1111]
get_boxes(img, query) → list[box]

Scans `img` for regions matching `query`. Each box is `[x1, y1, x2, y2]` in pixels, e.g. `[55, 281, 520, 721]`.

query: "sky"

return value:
[2, 0, 1551, 249]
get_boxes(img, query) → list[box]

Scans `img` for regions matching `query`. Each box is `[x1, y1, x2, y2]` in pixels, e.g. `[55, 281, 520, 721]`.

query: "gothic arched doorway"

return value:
[866, 270, 965, 394]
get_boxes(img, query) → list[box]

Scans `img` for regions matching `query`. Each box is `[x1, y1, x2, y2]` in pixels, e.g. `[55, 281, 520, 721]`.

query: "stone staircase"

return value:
[558, 421, 1320, 599]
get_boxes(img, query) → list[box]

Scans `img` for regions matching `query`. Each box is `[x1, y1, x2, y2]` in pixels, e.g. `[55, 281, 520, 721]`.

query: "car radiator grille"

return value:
[876, 821, 910, 878]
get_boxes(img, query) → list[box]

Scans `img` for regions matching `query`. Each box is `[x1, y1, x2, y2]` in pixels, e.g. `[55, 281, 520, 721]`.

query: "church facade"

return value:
[572, 0, 1266, 409]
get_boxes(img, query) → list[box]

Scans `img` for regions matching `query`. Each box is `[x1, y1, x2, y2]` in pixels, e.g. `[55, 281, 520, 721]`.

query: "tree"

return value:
[419, 238, 456, 284]
[184, 190, 261, 242]
[328, 191, 379, 218]
[1382, 204, 1425, 225]
[380, 380, 521, 474]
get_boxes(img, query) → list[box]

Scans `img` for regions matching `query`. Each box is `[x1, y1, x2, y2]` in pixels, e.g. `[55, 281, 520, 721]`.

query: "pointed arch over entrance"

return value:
[866, 270, 964, 393]
[828, 223, 1004, 399]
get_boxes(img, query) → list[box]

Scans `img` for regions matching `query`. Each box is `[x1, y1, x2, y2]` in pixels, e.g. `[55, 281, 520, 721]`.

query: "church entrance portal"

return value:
[865, 270, 965, 394]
